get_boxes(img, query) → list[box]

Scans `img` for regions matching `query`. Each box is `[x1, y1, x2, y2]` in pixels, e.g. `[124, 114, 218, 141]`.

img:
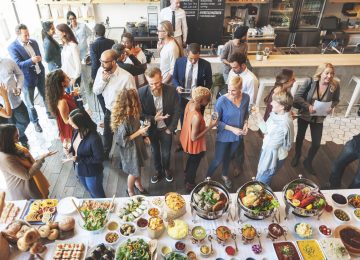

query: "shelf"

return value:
[225, 0, 269, 3]
[37, 0, 91, 4]
[92, 0, 160, 3]
[270, 9, 294, 13]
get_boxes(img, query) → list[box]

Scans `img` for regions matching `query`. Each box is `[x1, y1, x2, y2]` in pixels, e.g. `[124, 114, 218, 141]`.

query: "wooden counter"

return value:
[248, 54, 360, 68]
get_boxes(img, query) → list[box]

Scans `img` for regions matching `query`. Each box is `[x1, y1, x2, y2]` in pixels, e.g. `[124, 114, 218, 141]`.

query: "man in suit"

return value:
[173, 43, 212, 125]
[90, 23, 115, 114]
[138, 67, 180, 184]
[8, 24, 51, 133]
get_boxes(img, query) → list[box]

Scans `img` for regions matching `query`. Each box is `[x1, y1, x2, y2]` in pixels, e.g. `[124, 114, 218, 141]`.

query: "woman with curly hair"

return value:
[180, 87, 218, 193]
[45, 69, 77, 146]
[111, 89, 150, 196]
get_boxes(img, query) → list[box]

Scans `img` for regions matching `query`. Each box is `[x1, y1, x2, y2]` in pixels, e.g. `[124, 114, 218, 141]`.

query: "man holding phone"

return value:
[172, 43, 212, 125]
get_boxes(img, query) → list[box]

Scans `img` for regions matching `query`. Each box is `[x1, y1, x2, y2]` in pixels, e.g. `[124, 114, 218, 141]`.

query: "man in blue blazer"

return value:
[172, 43, 212, 125]
[8, 24, 50, 132]
[89, 24, 115, 114]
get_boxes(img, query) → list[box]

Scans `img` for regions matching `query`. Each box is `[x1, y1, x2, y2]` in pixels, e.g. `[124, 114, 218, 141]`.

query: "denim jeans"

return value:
[330, 138, 360, 189]
[103, 109, 113, 156]
[149, 128, 173, 173]
[77, 174, 106, 198]
[232, 138, 245, 169]
[22, 74, 49, 123]
[294, 118, 323, 164]
[207, 141, 240, 177]
[8, 102, 30, 143]
[185, 152, 205, 184]
[256, 157, 286, 185]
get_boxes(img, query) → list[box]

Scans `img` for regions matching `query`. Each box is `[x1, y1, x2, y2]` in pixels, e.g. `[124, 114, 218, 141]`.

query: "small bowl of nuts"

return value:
[104, 231, 120, 245]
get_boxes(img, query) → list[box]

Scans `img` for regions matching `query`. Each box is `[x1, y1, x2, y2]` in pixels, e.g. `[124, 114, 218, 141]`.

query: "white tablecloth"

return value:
[6, 189, 360, 260]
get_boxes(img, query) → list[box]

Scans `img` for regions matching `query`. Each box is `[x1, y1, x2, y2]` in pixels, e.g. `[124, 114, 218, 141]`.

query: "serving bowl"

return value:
[237, 178, 279, 220]
[104, 231, 120, 245]
[331, 193, 348, 207]
[294, 223, 313, 239]
[333, 209, 351, 224]
[318, 225, 332, 238]
[348, 194, 360, 208]
[353, 209, 360, 221]
[190, 177, 230, 220]
[283, 175, 326, 218]
[119, 222, 136, 237]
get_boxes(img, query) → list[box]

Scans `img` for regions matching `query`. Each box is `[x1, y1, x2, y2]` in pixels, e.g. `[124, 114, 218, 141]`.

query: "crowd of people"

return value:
[0, 1, 359, 201]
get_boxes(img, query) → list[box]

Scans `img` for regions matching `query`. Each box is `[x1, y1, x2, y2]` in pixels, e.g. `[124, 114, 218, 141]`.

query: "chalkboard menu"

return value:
[163, 0, 225, 45]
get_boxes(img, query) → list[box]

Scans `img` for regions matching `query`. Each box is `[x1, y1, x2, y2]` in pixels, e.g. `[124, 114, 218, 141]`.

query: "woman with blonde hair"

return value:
[157, 20, 184, 84]
[180, 87, 218, 192]
[291, 63, 340, 175]
[111, 89, 150, 196]
[253, 90, 294, 185]
[206, 76, 249, 188]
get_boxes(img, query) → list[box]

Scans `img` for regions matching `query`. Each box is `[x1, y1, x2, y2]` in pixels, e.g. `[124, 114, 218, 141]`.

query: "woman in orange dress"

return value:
[45, 69, 77, 147]
[180, 87, 218, 193]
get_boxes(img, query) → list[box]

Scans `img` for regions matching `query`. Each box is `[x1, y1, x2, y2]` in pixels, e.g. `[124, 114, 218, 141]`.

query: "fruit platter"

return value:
[117, 196, 147, 222]
[283, 176, 327, 218]
[22, 199, 58, 224]
[237, 179, 279, 220]
[190, 178, 230, 220]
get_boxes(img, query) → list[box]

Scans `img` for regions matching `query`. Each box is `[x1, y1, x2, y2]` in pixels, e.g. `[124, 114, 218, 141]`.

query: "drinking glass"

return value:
[211, 111, 219, 121]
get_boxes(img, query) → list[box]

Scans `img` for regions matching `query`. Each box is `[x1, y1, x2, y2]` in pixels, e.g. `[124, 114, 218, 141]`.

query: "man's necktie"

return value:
[172, 11, 176, 31]
[186, 64, 193, 91]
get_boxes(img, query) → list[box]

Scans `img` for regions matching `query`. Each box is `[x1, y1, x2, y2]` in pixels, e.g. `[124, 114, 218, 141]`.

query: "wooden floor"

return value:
[40, 129, 359, 199]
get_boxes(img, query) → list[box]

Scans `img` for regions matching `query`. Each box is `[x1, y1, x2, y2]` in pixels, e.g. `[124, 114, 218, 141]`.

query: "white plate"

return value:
[117, 196, 148, 222]
[57, 197, 79, 215]
[86, 244, 115, 258]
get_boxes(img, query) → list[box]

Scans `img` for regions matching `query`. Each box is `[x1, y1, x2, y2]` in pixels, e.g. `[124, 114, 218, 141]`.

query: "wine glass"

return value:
[211, 112, 219, 121]
[143, 118, 151, 127]
[73, 83, 82, 102]
[13, 88, 21, 96]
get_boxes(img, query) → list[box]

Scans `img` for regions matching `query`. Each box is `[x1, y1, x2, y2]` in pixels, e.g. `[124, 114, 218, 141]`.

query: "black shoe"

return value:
[151, 175, 160, 184]
[165, 170, 174, 182]
[291, 155, 300, 167]
[358, 107, 360, 116]
[303, 159, 316, 175]
[126, 189, 135, 197]
[134, 186, 149, 195]
[34, 122, 43, 133]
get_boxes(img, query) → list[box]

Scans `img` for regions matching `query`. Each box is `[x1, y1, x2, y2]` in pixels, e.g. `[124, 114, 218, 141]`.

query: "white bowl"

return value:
[333, 209, 351, 223]
[353, 209, 360, 222]
[57, 197, 79, 215]
[318, 225, 332, 238]
[104, 231, 120, 245]
[77, 217, 107, 234]
[119, 222, 136, 238]
[331, 193, 348, 207]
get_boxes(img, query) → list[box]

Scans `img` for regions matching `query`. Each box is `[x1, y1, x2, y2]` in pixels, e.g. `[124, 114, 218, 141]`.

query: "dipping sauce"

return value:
[161, 246, 172, 256]
[187, 251, 196, 260]
[175, 241, 185, 252]
[332, 193, 347, 205]
[225, 246, 235, 256]
[107, 221, 119, 231]
[105, 232, 119, 243]
[200, 245, 211, 255]
[136, 217, 148, 228]
[192, 226, 207, 240]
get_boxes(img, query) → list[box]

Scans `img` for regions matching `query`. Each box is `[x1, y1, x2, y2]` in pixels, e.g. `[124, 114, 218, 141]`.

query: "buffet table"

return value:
[4, 189, 360, 260]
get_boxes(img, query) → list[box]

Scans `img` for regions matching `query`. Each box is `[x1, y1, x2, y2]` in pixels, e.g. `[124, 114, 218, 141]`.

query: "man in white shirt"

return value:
[159, 0, 188, 46]
[93, 50, 136, 158]
[227, 52, 258, 176]
[0, 57, 30, 147]
[227, 52, 258, 106]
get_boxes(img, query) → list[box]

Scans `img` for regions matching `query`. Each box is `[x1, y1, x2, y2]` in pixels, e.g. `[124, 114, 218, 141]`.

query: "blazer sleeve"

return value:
[167, 88, 181, 131]
[331, 82, 340, 108]
[89, 42, 99, 80]
[139, 87, 156, 123]
[77, 134, 104, 164]
[8, 44, 33, 71]
[294, 79, 312, 111]
[13, 61, 24, 90]
[203, 60, 213, 89]
[172, 58, 182, 87]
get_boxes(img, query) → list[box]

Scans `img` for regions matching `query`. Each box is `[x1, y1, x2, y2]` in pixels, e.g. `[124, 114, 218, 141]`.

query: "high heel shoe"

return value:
[126, 189, 135, 197]
[134, 186, 149, 195]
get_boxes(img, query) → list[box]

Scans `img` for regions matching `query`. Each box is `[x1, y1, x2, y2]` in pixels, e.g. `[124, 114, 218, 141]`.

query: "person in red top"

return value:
[45, 69, 77, 148]
[180, 86, 218, 193]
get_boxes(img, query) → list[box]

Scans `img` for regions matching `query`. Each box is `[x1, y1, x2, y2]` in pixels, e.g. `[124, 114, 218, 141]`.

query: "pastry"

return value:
[30, 242, 46, 254]
[23, 228, 40, 245]
[47, 229, 59, 240]
[6, 221, 22, 234]
[47, 221, 59, 229]
[59, 217, 75, 232]
[38, 225, 51, 238]
[17, 237, 30, 252]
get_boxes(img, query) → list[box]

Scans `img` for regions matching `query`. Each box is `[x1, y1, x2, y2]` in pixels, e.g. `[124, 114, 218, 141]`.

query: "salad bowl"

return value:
[116, 236, 151, 260]
[77, 208, 108, 234]
[236, 178, 279, 220]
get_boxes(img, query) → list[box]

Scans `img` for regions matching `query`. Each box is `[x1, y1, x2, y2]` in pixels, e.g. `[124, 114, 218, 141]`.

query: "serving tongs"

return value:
[272, 208, 281, 224]
[231, 233, 239, 252]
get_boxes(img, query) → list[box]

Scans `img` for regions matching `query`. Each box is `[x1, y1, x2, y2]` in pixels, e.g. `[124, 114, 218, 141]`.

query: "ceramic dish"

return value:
[353, 208, 360, 221]
[296, 240, 325, 260]
[294, 223, 313, 239]
[273, 241, 301, 260]
[319, 238, 350, 260]
[164, 251, 188, 260]
[348, 194, 360, 208]
[117, 195, 147, 222]
[332, 193, 348, 207]
[200, 244, 212, 257]
[104, 231, 120, 245]
[86, 243, 114, 259]
[333, 209, 351, 223]
[318, 225, 332, 238]
[57, 197, 78, 215]
[161, 246, 172, 257]
[334, 225, 360, 256]
[119, 222, 136, 237]
[106, 220, 119, 232]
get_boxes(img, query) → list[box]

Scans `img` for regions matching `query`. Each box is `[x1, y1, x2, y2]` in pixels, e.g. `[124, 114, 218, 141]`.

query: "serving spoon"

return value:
[149, 239, 158, 260]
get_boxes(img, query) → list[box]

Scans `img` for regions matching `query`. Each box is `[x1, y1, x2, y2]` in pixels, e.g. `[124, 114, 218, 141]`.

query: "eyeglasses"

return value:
[99, 59, 113, 64]
[68, 17, 76, 21]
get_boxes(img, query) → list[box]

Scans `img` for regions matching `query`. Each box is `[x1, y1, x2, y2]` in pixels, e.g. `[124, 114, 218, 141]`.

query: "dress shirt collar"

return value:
[18, 39, 33, 46]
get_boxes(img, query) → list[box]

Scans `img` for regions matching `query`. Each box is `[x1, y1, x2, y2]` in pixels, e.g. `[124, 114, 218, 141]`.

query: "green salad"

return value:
[165, 252, 187, 260]
[116, 238, 150, 260]
[82, 208, 107, 231]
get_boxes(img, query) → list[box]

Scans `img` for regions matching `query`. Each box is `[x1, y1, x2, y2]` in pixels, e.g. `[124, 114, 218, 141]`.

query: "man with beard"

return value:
[93, 50, 136, 159]
[138, 67, 180, 183]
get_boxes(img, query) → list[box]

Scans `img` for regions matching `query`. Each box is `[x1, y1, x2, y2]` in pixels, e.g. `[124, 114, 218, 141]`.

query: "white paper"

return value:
[313, 100, 332, 116]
